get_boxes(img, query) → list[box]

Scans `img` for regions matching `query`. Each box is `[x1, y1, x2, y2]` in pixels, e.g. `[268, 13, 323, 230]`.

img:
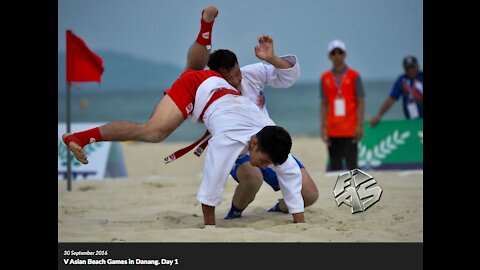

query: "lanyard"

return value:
[332, 71, 346, 97]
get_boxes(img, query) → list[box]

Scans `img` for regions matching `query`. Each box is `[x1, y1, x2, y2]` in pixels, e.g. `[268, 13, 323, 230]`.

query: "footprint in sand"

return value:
[392, 213, 405, 224]
[159, 213, 200, 229]
[98, 219, 109, 225]
[335, 221, 349, 231]
[78, 186, 95, 191]
[144, 182, 164, 188]
[163, 216, 181, 224]
[111, 238, 126, 242]
[63, 207, 87, 216]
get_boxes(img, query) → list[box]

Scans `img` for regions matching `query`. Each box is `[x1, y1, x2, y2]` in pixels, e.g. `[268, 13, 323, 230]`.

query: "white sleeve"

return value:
[273, 154, 304, 214]
[241, 54, 300, 89]
[197, 133, 246, 207]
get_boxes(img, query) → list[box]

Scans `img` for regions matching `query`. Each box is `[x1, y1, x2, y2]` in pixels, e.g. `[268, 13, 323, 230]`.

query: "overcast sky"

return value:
[58, 0, 423, 82]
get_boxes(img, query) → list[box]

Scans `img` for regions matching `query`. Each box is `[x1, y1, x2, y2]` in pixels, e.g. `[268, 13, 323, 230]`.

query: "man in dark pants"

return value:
[320, 39, 365, 171]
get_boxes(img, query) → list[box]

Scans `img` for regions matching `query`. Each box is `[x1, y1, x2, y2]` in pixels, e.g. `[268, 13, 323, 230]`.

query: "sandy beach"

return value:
[58, 136, 423, 242]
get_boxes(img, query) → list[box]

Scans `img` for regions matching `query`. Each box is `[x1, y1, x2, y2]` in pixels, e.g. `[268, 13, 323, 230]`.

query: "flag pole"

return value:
[65, 29, 103, 190]
[66, 82, 72, 191]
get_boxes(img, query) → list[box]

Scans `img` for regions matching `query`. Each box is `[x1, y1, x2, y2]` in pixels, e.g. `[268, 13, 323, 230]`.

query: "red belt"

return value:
[164, 89, 240, 164]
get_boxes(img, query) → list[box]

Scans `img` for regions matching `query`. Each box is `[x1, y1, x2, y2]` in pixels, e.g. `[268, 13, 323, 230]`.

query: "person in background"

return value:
[320, 39, 365, 171]
[369, 55, 423, 127]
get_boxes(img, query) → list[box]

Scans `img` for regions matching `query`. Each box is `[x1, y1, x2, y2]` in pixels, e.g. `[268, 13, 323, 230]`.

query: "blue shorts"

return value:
[230, 154, 304, 191]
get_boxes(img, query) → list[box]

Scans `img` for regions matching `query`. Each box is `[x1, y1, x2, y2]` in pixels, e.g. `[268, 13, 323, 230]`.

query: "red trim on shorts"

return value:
[164, 69, 223, 120]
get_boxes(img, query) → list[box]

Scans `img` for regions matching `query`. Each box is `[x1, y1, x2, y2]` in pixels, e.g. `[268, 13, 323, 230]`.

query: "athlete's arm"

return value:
[255, 34, 293, 69]
[201, 204, 216, 225]
[292, 212, 305, 223]
[274, 155, 305, 216]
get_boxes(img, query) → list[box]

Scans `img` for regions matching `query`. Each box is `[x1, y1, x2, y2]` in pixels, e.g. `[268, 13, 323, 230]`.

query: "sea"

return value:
[58, 80, 404, 142]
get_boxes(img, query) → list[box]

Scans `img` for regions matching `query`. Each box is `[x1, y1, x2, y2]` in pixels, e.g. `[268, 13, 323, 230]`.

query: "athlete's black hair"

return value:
[207, 49, 238, 72]
[255, 126, 292, 165]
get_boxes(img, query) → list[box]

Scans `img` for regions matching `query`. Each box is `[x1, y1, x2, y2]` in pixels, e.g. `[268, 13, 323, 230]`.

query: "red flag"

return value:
[66, 30, 104, 83]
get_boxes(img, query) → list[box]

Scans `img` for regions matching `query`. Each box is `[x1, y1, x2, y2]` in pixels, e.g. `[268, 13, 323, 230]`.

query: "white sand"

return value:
[58, 137, 423, 242]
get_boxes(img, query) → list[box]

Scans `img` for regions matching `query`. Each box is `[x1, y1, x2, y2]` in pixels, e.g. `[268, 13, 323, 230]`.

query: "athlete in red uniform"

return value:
[62, 6, 219, 164]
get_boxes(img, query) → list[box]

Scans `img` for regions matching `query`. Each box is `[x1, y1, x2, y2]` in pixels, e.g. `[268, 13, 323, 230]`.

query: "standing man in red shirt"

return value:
[320, 40, 365, 171]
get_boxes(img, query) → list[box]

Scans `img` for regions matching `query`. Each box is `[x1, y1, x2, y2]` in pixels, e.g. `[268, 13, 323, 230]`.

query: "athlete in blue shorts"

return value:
[226, 154, 314, 219]
[231, 155, 304, 192]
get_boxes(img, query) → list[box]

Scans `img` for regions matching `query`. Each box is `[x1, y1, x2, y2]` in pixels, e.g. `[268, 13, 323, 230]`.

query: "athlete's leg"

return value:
[230, 162, 263, 209]
[185, 5, 218, 71]
[345, 138, 358, 170]
[63, 94, 184, 164]
[62, 7, 219, 165]
[229, 155, 319, 215]
[275, 168, 319, 212]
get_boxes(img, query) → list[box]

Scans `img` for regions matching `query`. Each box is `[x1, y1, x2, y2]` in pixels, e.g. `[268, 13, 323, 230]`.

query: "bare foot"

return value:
[203, 5, 218, 23]
[62, 133, 89, 164]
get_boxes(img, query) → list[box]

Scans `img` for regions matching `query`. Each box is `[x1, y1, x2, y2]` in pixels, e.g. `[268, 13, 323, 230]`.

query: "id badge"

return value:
[334, 98, 346, 116]
[407, 102, 419, 119]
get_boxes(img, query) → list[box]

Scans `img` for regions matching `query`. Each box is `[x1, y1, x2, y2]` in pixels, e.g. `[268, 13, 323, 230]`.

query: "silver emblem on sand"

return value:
[333, 169, 383, 213]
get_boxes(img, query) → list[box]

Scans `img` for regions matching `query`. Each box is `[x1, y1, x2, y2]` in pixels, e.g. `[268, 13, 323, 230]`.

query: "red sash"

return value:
[164, 89, 240, 164]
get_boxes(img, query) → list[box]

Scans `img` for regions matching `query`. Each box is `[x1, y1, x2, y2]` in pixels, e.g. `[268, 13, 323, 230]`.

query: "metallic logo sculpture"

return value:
[333, 169, 383, 213]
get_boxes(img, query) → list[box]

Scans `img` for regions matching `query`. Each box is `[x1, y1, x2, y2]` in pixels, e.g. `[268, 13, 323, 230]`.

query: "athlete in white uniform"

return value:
[190, 76, 305, 226]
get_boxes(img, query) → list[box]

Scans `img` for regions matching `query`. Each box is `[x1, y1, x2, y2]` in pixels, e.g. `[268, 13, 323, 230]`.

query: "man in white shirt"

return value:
[185, 6, 318, 219]
[184, 73, 305, 226]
